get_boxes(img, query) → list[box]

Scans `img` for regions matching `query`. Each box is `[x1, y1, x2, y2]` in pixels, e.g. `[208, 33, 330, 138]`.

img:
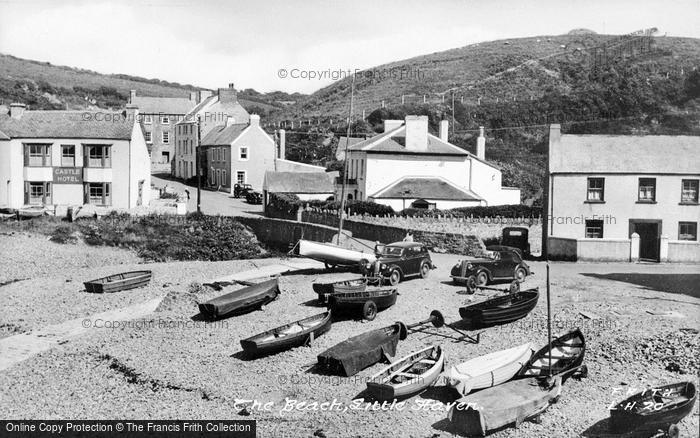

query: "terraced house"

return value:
[0, 103, 150, 210]
[545, 124, 700, 263]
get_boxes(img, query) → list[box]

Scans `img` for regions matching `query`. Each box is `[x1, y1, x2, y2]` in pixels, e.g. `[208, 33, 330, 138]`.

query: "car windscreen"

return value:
[381, 246, 403, 257]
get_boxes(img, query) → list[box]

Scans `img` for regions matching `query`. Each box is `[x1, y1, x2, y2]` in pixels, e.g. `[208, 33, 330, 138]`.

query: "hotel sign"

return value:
[53, 167, 83, 184]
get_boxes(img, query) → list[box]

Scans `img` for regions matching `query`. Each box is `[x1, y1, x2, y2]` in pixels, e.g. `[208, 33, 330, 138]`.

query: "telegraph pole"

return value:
[337, 72, 356, 244]
[196, 115, 202, 214]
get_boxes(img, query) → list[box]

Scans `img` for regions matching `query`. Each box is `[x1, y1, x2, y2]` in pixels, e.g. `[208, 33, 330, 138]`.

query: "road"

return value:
[151, 173, 263, 217]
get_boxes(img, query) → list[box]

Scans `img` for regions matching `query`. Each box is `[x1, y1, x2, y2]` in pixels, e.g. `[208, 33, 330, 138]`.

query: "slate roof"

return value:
[336, 137, 366, 160]
[348, 125, 469, 156]
[0, 110, 135, 140]
[176, 95, 250, 126]
[130, 96, 195, 115]
[372, 177, 482, 201]
[551, 134, 700, 174]
[263, 171, 336, 194]
[200, 123, 249, 145]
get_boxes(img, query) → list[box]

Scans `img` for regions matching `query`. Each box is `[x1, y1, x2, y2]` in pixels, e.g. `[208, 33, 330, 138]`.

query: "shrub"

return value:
[399, 204, 541, 218]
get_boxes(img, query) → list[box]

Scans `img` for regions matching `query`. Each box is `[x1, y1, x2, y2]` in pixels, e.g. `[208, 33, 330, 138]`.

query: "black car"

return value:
[368, 242, 436, 286]
[245, 191, 263, 204]
[450, 247, 531, 286]
[501, 227, 531, 257]
[233, 183, 253, 198]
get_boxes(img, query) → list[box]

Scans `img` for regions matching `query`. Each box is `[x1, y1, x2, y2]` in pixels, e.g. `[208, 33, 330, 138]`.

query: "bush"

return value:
[399, 204, 541, 218]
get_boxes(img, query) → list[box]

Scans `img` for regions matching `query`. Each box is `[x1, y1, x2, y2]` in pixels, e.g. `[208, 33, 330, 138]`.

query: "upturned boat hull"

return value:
[84, 270, 152, 293]
[240, 312, 332, 356]
[198, 279, 279, 319]
[366, 345, 444, 400]
[317, 323, 402, 376]
[459, 289, 539, 327]
[296, 239, 376, 266]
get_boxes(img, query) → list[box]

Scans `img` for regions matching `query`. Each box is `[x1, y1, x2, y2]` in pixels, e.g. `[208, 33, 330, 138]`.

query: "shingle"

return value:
[373, 177, 481, 200]
[0, 110, 134, 139]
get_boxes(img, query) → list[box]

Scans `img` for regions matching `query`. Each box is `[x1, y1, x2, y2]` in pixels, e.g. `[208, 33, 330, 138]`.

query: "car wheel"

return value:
[388, 269, 401, 286]
[362, 301, 377, 321]
[419, 261, 430, 278]
[476, 271, 489, 286]
[515, 267, 527, 283]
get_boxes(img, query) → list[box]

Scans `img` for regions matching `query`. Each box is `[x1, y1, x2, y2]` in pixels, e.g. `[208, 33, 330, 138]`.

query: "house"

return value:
[335, 136, 366, 160]
[343, 115, 520, 210]
[128, 90, 199, 172]
[262, 170, 337, 204]
[0, 103, 150, 210]
[544, 124, 700, 262]
[173, 84, 250, 180]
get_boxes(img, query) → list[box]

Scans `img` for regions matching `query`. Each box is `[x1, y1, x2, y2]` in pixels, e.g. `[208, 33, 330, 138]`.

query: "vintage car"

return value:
[233, 183, 254, 198]
[245, 191, 263, 204]
[500, 227, 531, 257]
[450, 247, 531, 286]
[365, 242, 436, 286]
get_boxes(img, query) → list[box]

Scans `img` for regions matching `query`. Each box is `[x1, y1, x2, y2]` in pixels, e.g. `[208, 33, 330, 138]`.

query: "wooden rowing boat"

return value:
[609, 381, 697, 435]
[296, 239, 376, 266]
[366, 345, 444, 401]
[240, 311, 332, 357]
[312, 277, 382, 303]
[198, 278, 279, 319]
[84, 270, 152, 293]
[458, 288, 539, 327]
[317, 322, 404, 377]
[448, 376, 562, 436]
[328, 287, 398, 320]
[517, 329, 585, 382]
[441, 343, 533, 396]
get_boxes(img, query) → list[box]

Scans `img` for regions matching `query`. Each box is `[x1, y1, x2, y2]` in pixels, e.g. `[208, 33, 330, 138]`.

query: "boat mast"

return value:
[336, 72, 356, 244]
[546, 262, 552, 378]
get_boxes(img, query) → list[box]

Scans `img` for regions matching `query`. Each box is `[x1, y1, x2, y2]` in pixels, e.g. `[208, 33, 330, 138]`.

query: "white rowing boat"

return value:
[296, 239, 377, 266]
[366, 345, 444, 400]
[441, 343, 532, 395]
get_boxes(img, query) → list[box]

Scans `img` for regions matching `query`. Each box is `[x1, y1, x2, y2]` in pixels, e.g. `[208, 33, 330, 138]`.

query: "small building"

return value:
[344, 116, 520, 209]
[544, 124, 700, 262]
[173, 84, 250, 180]
[0, 103, 150, 210]
[128, 90, 199, 172]
[262, 170, 337, 203]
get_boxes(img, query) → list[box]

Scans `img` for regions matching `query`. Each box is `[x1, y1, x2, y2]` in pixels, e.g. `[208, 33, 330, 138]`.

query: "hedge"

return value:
[399, 204, 542, 218]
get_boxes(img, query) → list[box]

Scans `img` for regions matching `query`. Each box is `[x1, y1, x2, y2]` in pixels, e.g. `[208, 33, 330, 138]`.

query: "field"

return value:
[0, 231, 698, 437]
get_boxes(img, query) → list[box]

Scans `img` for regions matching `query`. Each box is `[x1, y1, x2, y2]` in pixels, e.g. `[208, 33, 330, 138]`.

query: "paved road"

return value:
[151, 174, 263, 217]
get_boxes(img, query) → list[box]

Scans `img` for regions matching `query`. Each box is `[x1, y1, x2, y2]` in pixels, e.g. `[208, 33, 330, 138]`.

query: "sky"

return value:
[0, 0, 699, 94]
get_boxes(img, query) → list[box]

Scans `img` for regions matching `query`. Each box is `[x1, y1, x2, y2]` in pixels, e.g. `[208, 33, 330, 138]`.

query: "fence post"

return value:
[630, 233, 640, 262]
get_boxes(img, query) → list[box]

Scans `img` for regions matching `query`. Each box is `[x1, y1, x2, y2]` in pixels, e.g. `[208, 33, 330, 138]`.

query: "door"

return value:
[630, 220, 661, 261]
[493, 252, 512, 278]
[137, 180, 144, 206]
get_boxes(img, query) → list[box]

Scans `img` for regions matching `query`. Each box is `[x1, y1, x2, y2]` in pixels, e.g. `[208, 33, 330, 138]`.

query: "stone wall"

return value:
[237, 216, 338, 251]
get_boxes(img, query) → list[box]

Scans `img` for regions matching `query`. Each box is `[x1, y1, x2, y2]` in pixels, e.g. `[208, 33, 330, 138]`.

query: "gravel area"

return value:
[0, 235, 698, 438]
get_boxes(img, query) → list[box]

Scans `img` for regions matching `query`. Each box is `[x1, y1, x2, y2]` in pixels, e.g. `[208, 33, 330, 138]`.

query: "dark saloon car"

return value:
[501, 227, 530, 257]
[450, 247, 531, 286]
[233, 183, 253, 198]
[245, 191, 263, 204]
[368, 242, 436, 286]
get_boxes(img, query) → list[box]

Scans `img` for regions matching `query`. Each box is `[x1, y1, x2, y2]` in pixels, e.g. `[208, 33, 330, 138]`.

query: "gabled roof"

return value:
[551, 133, 700, 174]
[348, 125, 469, 156]
[0, 110, 134, 140]
[336, 137, 366, 160]
[372, 176, 482, 201]
[176, 95, 250, 126]
[200, 123, 249, 145]
[130, 96, 196, 115]
[263, 171, 336, 194]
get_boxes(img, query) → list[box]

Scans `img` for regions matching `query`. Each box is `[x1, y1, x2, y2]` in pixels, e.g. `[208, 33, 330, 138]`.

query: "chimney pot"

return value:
[10, 102, 26, 119]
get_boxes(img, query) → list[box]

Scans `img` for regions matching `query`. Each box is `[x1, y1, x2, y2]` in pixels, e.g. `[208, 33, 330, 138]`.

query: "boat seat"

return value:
[419, 359, 435, 365]
[395, 372, 419, 378]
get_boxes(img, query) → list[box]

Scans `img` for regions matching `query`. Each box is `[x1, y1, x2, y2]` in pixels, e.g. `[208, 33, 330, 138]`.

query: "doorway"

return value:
[137, 180, 144, 206]
[629, 220, 661, 262]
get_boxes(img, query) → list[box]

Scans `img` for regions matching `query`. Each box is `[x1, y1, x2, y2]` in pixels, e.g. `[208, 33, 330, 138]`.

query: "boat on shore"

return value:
[441, 343, 533, 396]
[366, 345, 444, 401]
[458, 288, 539, 327]
[295, 239, 377, 268]
[328, 287, 398, 320]
[312, 277, 382, 303]
[517, 329, 586, 382]
[240, 311, 332, 356]
[84, 270, 152, 293]
[198, 279, 279, 319]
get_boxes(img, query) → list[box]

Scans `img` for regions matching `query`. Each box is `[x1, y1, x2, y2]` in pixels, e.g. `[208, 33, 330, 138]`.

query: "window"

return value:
[679, 222, 697, 241]
[162, 151, 170, 163]
[240, 146, 248, 160]
[143, 115, 152, 124]
[585, 219, 604, 238]
[144, 131, 152, 144]
[25, 182, 51, 205]
[216, 170, 221, 186]
[638, 178, 656, 202]
[61, 145, 75, 167]
[161, 116, 170, 124]
[24, 144, 51, 167]
[85, 182, 111, 206]
[681, 179, 699, 204]
[236, 171, 246, 185]
[84, 145, 111, 168]
[587, 177, 604, 202]
[222, 148, 226, 162]
[222, 170, 227, 186]
[162, 131, 169, 144]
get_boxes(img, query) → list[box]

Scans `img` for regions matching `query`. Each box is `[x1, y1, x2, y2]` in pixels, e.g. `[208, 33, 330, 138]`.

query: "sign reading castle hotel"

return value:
[0, 103, 151, 210]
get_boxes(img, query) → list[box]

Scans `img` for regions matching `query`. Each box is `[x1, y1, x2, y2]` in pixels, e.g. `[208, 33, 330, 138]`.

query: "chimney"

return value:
[124, 103, 138, 121]
[129, 90, 136, 104]
[404, 115, 429, 151]
[475, 126, 486, 160]
[439, 120, 449, 142]
[548, 124, 561, 173]
[198, 90, 212, 102]
[278, 129, 286, 159]
[189, 91, 197, 102]
[9, 103, 26, 119]
[250, 114, 260, 127]
[383, 119, 404, 133]
[218, 83, 237, 103]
